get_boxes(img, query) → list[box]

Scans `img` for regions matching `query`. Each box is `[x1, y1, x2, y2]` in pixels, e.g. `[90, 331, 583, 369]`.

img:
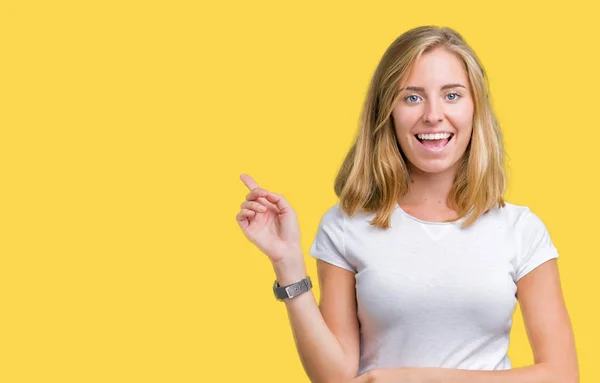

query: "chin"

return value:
[409, 158, 461, 175]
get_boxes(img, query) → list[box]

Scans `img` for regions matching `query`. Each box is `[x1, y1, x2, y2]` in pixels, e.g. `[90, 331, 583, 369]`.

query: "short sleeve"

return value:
[308, 203, 355, 273]
[515, 208, 559, 282]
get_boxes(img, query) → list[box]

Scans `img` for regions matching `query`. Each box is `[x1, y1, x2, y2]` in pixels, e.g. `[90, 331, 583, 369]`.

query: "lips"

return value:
[414, 133, 454, 152]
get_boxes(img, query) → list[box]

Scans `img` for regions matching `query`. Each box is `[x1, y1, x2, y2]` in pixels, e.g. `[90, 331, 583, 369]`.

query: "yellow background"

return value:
[1, 1, 598, 382]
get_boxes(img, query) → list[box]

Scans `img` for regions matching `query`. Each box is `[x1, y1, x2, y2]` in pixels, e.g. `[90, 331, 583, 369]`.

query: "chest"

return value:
[346, 222, 518, 331]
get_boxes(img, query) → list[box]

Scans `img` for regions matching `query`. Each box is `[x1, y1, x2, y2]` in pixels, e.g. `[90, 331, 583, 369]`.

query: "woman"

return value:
[236, 26, 578, 383]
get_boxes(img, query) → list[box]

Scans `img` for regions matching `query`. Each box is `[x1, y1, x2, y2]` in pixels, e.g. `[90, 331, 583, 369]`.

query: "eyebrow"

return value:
[401, 83, 467, 92]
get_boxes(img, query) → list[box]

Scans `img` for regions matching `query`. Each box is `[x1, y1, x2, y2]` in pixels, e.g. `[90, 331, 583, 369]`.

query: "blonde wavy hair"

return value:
[334, 25, 506, 229]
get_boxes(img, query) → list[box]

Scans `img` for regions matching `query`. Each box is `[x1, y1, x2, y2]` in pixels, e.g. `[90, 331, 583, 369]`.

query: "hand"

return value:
[351, 368, 416, 383]
[236, 173, 302, 264]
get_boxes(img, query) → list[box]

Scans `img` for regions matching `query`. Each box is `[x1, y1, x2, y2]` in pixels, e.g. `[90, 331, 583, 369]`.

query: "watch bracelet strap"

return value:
[273, 276, 312, 300]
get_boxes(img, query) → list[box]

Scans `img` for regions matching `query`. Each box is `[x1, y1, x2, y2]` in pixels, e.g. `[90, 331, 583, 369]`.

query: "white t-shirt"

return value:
[308, 201, 559, 374]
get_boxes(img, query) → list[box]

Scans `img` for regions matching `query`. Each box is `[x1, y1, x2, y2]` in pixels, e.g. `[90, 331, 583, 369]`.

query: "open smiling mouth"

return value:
[414, 133, 454, 151]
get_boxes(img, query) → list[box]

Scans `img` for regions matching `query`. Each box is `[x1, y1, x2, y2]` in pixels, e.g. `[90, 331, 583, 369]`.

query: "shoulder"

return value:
[499, 202, 560, 281]
[312, 202, 347, 239]
[483, 201, 542, 229]
[315, 202, 346, 231]
[322, 201, 345, 220]
[500, 201, 549, 233]
[497, 201, 557, 256]
[476, 202, 553, 249]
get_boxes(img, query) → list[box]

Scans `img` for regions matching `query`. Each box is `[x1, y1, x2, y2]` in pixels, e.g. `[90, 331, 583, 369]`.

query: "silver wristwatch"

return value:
[273, 276, 312, 301]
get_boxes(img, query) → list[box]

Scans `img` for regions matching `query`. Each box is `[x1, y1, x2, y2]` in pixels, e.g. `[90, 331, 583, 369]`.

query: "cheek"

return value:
[392, 107, 420, 136]
[447, 104, 474, 132]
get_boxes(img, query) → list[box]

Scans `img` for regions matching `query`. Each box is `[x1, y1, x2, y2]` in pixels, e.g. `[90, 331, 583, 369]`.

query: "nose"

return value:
[423, 98, 444, 124]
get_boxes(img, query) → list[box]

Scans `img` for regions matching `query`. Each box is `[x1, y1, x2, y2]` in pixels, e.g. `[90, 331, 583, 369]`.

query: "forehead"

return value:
[402, 47, 469, 88]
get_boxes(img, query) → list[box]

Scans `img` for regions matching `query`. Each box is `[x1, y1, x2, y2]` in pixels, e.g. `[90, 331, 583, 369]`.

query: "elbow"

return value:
[558, 377, 579, 383]
[558, 367, 579, 383]
[561, 374, 579, 383]
[547, 364, 579, 383]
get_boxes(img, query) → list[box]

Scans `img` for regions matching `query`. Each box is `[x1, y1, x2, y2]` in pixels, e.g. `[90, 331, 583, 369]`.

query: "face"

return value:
[392, 47, 474, 176]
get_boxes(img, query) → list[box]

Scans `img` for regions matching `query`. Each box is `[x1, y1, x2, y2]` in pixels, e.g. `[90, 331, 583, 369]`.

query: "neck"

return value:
[400, 163, 459, 208]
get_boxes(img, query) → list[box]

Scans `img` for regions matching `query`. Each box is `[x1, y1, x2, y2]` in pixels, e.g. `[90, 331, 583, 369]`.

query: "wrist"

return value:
[272, 256, 307, 286]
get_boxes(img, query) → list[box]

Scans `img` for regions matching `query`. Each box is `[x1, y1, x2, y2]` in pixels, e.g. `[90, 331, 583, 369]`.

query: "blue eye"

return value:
[446, 92, 461, 101]
[404, 93, 461, 103]
[405, 95, 421, 103]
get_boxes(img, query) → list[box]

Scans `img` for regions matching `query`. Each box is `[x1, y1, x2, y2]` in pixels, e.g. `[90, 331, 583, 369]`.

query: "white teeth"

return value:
[417, 133, 452, 140]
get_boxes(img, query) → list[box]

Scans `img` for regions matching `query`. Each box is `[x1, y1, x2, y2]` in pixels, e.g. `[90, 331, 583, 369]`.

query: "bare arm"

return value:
[274, 256, 360, 383]
[236, 174, 360, 383]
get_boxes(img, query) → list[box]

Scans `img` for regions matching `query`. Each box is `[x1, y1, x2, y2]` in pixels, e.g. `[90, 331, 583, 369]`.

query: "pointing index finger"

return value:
[240, 173, 259, 190]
